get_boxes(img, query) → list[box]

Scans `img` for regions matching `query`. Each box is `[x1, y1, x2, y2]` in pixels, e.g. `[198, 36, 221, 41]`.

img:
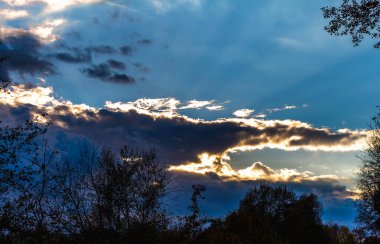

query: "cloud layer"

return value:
[0, 84, 367, 165]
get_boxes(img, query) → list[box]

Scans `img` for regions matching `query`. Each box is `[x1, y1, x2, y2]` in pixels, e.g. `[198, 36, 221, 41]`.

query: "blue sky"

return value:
[0, 0, 377, 227]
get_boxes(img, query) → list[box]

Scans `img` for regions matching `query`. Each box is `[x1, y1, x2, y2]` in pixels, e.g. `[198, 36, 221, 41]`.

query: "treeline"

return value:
[0, 119, 375, 244]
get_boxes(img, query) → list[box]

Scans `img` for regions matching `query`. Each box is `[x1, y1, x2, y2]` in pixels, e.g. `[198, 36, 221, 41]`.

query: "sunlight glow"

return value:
[169, 152, 343, 183]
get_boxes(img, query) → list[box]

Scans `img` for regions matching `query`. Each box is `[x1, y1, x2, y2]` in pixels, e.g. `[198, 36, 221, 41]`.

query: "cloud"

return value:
[169, 152, 344, 184]
[81, 63, 135, 84]
[85, 45, 117, 55]
[106, 98, 224, 115]
[53, 49, 91, 63]
[206, 105, 224, 111]
[120, 45, 133, 56]
[107, 59, 126, 70]
[0, 84, 367, 164]
[266, 105, 298, 113]
[29, 19, 66, 43]
[108, 73, 135, 84]
[0, 33, 55, 77]
[179, 100, 223, 110]
[138, 39, 153, 45]
[2, 0, 101, 13]
[0, 18, 64, 46]
[233, 109, 254, 118]
[0, 9, 29, 20]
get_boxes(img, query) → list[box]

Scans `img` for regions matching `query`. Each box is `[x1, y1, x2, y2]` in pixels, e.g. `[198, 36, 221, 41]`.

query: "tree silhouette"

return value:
[183, 184, 207, 241]
[53, 142, 170, 243]
[200, 185, 330, 244]
[322, 0, 380, 48]
[356, 110, 380, 238]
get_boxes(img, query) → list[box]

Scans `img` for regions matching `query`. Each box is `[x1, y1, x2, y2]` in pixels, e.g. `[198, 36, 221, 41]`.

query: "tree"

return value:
[183, 184, 207, 241]
[200, 185, 330, 244]
[0, 136, 61, 242]
[54, 142, 170, 242]
[326, 223, 356, 244]
[322, 0, 380, 48]
[356, 110, 380, 238]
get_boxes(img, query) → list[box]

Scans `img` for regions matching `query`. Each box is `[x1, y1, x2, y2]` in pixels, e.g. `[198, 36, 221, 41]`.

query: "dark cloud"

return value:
[120, 45, 133, 55]
[138, 39, 152, 45]
[109, 73, 135, 84]
[53, 49, 91, 63]
[82, 63, 110, 79]
[37, 106, 364, 163]
[0, 33, 55, 78]
[85, 45, 117, 55]
[107, 59, 126, 70]
[81, 63, 134, 84]
[52, 45, 117, 63]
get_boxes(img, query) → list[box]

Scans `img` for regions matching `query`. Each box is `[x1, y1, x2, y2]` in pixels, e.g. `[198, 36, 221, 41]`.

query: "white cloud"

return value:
[206, 105, 224, 111]
[233, 109, 254, 118]
[0, 9, 28, 19]
[180, 100, 213, 110]
[2, 0, 101, 13]
[266, 104, 297, 113]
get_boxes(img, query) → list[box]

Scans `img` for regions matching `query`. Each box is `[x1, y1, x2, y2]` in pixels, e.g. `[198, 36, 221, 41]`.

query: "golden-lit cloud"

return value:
[0, 0, 100, 44]
[29, 19, 66, 43]
[0, 18, 65, 44]
[169, 152, 341, 183]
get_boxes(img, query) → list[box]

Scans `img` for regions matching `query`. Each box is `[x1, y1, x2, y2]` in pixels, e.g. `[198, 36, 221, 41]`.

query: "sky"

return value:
[0, 0, 378, 227]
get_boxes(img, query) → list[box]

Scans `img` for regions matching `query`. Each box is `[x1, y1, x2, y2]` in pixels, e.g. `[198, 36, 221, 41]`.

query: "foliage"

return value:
[199, 185, 331, 244]
[356, 109, 380, 238]
[322, 0, 380, 48]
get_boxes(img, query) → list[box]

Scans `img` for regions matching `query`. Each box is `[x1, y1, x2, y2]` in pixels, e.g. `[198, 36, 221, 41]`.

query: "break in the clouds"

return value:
[0, 84, 367, 165]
